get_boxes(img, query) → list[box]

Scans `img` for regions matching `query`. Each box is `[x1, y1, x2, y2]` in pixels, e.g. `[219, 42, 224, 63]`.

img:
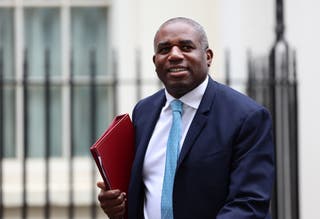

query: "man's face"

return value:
[153, 21, 213, 98]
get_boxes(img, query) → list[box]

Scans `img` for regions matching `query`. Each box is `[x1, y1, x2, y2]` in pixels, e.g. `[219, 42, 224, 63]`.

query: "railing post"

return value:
[44, 48, 51, 219]
[135, 49, 142, 101]
[89, 48, 97, 219]
[0, 47, 4, 219]
[112, 50, 118, 115]
[246, 50, 255, 99]
[224, 49, 231, 86]
[22, 48, 28, 219]
[269, 0, 299, 218]
[288, 50, 299, 219]
[68, 49, 75, 219]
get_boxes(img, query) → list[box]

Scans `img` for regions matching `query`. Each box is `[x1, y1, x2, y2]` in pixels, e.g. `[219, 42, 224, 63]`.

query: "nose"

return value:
[168, 46, 183, 61]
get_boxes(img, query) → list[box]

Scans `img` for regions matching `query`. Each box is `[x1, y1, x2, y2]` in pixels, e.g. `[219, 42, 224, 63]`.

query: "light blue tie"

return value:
[161, 99, 183, 219]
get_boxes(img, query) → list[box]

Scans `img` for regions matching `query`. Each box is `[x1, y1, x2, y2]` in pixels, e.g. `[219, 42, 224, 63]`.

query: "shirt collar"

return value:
[164, 75, 208, 110]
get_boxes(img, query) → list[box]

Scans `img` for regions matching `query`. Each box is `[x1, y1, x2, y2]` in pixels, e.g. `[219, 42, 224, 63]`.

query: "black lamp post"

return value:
[269, 0, 300, 219]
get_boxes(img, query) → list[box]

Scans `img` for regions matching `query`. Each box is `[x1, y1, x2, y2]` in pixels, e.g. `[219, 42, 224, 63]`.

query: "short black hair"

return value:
[154, 17, 209, 51]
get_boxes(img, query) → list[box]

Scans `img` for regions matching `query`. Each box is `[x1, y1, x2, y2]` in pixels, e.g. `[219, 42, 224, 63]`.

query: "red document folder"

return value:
[90, 113, 135, 194]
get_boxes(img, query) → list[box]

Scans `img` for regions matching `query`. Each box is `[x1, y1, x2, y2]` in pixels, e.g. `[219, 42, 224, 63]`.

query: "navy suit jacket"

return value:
[128, 77, 274, 219]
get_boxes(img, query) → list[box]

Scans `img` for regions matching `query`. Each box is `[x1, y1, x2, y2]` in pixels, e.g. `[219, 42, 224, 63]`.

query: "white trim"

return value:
[0, 1, 14, 7]
[69, 0, 111, 7]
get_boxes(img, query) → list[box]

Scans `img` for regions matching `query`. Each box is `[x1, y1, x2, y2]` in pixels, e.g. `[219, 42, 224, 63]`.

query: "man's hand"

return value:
[97, 181, 126, 219]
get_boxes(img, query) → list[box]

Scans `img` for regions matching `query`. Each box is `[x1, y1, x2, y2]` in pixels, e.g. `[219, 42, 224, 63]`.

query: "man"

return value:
[97, 17, 274, 219]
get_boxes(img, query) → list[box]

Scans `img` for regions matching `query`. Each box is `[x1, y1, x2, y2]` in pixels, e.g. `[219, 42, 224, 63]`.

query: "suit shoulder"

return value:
[213, 81, 265, 110]
[209, 80, 271, 121]
[132, 89, 165, 117]
[135, 89, 164, 108]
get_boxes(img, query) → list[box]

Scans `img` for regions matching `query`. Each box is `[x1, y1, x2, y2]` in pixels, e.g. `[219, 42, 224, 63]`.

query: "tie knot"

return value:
[170, 99, 183, 114]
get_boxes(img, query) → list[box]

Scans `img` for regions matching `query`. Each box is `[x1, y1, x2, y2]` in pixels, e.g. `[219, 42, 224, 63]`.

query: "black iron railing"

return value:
[22, 48, 29, 219]
[44, 48, 51, 219]
[0, 48, 4, 219]
[245, 0, 299, 218]
[0, 47, 120, 219]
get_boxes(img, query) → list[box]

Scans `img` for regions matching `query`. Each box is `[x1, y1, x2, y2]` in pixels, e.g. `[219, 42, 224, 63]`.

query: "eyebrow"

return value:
[156, 40, 195, 49]
[179, 40, 195, 45]
[157, 42, 171, 49]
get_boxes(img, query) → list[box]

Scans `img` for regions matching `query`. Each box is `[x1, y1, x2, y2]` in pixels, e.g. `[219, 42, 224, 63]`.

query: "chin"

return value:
[167, 84, 190, 98]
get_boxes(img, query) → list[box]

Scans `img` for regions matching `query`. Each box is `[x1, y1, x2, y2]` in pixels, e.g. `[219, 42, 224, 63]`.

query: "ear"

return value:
[152, 55, 156, 64]
[206, 48, 213, 67]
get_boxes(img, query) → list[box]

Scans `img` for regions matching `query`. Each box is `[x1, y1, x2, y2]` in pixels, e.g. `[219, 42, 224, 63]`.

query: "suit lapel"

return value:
[129, 92, 166, 218]
[133, 91, 166, 175]
[177, 78, 216, 167]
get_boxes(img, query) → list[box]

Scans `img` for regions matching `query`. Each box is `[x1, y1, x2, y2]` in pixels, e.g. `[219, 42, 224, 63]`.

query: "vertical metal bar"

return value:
[279, 46, 291, 219]
[258, 57, 268, 106]
[224, 49, 231, 86]
[275, 0, 285, 41]
[89, 49, 97, 219]
[256, 58, 261, 103]
[270, 0, 285, 217]
[0, 47, 4, 219]
[268, 44, 277, 219]
[270, 0, 299, 218]
[261, 58, 270, 108]
[68, 49, 75, 219]
[112, 50, 118, 115]
[135, 49, 142, 101]
[246, 50, 254, 98]
[44, 48, 51, 219]
[288, 50, 299, 219]
[22, 48, 28, 219]
[270, 3, 300, 217]
[269, 40, 285, 219]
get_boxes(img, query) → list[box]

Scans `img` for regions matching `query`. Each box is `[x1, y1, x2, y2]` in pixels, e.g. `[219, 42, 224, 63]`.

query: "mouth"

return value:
[167, 67, 189, 77]
[168, 67, 188, 73]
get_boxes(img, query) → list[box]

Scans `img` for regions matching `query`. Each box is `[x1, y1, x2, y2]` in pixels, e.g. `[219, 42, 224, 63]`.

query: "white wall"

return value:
[110, 0, 139, 114]
[286, 1, 320, 218]
[135, 0, 219, 77]
[111, 0, 220, 113]
[218, 0, 274, 79]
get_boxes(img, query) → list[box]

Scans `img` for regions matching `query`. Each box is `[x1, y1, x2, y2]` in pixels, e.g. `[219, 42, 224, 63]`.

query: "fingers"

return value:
[97, 182, 126, 218]
[97, 181, 107, 190]
[102, 193, 126, 218]
[99, 191, 126, 217]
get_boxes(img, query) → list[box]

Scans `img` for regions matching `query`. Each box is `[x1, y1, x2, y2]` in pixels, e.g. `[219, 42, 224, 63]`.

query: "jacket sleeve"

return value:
[216, 107, 274, 219]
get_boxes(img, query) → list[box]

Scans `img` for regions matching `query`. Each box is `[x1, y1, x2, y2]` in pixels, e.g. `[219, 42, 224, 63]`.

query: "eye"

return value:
[158, 47, 171, 54]
[181, 45, 193, 51]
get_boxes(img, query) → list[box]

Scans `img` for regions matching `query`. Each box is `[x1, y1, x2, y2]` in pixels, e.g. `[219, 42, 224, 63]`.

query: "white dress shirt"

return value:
[142, 76, 208, 219]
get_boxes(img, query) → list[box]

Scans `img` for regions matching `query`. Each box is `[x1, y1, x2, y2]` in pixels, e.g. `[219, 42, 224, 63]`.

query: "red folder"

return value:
[90, 113, 135, 194]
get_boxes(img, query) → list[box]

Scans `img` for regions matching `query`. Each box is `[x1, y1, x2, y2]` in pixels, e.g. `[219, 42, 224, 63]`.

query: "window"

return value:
[71, 7, 110, 156]
[0, 8, 15, 158]
[0, 1, 112, 159]
[1, 1, 113, 213]
[24, 7, 62, 157]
